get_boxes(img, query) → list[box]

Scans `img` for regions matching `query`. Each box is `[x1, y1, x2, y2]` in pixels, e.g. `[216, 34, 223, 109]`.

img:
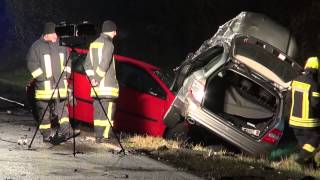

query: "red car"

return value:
[68, 49, 175, 137]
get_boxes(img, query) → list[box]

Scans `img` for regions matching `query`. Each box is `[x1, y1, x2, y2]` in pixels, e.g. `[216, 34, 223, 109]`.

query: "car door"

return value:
[114, 62, 167, 136]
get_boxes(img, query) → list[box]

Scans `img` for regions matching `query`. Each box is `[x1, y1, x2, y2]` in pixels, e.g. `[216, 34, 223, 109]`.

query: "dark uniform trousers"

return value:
[93, 99, 116, 139]
[37, 99, 71, 137]
[293, 128, 320, 164]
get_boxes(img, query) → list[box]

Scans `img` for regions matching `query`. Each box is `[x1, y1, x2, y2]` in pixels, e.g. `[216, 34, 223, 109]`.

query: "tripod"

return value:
[28, 47, 126, 156]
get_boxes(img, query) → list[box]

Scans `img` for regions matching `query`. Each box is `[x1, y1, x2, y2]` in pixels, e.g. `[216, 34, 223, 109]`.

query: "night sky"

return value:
[0, 0, 8, 50]
[1, 0, 320, 69]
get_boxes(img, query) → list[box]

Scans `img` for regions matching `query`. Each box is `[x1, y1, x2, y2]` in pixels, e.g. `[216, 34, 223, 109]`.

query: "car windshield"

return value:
[232, 36, 300, 83]
[154, 69, 174, 89]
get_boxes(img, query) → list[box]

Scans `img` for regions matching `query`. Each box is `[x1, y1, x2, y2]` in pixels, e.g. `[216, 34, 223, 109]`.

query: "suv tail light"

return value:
[189, 79, 206, 103]
[261, 128, 283, 144]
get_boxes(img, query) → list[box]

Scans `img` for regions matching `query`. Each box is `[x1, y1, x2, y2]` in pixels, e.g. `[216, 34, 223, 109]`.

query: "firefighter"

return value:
[289, 56, 320, 167]
[84, 20, 119, 143]
[26, 22, 76, 143]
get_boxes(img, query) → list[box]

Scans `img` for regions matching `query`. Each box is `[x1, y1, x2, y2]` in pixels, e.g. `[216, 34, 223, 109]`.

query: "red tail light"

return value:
[261, 128, 283, 144]
[189, 79, 206, 103]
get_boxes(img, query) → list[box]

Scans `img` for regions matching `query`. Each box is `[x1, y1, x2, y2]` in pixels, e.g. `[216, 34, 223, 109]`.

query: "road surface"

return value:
[0, 110, 201, 180]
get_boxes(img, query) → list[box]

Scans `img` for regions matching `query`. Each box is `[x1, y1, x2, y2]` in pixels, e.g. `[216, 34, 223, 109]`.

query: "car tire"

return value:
[164, 122, 189, 141]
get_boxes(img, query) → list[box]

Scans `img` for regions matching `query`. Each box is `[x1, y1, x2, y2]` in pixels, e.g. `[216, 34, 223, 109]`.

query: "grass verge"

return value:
[122, 135, 320, 179]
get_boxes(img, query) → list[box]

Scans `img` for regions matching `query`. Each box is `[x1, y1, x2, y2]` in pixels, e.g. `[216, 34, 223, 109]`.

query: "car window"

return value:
[154, 69, 174, 89]
[204, 53, 223, 72]
[202, 48, 224, 72]
[117, 62, 166, 98]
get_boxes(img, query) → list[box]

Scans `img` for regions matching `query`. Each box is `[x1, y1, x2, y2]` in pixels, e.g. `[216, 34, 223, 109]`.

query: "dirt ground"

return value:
[0, 110, 201, 179]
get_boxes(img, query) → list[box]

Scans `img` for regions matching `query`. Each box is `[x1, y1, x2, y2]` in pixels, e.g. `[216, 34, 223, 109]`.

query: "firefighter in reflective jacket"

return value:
[26, 22, 73, 142]
[84, 20, 119, 143]
[289, 57, 320, 166]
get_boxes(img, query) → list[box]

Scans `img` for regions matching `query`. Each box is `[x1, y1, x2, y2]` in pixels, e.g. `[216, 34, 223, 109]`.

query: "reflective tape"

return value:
[35, 90, 58, 99]
[312, 92, 320, 97]
[96, 66, 105, 78]
[289, 116, 320, 127]
[39, 124, 51, 129]
[90, 42, 104, 64]
[86, 70, 94, 76]
[31, 68, 43, 78]
[107, 102, 113, 120]
[98, 45, 103, 64]
[91, 87, 119, 97]
[94, 120, 108, 127]
[103, 120, 113, 138]
[303, 144, 316, 153]
[59, 53, 65, 73]
[44, 54, 52, 78]
[59, 117, 69, 124]
[90, 42, 104, 49]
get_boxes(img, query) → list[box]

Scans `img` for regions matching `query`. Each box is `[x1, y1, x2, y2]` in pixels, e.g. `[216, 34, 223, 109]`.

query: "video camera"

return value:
[55, 21, 98, 49]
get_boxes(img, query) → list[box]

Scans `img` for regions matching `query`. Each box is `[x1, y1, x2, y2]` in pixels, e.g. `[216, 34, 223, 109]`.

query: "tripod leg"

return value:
[66, 73, 79, 156]
[79, 63, 125, 154]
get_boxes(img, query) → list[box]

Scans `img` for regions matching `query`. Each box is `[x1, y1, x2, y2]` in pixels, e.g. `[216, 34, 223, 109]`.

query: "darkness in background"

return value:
[0, 0, 9, 50]
[2, 0, 320, 70]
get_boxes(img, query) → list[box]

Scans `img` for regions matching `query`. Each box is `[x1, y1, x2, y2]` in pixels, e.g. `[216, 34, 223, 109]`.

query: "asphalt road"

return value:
[0, 110, 201, 180]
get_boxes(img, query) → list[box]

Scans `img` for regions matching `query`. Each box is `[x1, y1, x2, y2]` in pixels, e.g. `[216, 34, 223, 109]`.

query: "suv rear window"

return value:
[233, 36, 300, 82]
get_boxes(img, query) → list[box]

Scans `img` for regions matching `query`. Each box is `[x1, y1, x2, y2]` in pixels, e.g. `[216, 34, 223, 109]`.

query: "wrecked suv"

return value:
[163, 12, 303, 155]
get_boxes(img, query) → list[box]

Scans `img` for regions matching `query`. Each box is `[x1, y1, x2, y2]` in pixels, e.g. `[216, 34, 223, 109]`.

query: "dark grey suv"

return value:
[163, 12, 303, 155]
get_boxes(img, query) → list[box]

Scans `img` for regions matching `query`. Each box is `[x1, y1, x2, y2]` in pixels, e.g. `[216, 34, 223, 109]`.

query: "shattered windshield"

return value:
[232, 36, 300, 83]
[154, 69, 174, 89]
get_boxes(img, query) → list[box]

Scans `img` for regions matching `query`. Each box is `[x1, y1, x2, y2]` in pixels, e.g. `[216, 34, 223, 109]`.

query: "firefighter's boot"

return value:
[313, 152, 320, 169]
[60, 124, 80, 140]
[95, 121, 114, 144]
[40, 129, 54, 143]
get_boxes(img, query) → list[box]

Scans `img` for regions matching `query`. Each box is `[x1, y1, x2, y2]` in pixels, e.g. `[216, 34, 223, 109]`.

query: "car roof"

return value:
[71, 48, 160, 71]
[114, 55, 160, 71]
[228, 12, 298, 58]
[189, 11, 298, 61]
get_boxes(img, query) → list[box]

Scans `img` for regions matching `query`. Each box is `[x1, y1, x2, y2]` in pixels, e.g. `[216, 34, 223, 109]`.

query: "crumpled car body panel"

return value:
[164, 11, 302, 156]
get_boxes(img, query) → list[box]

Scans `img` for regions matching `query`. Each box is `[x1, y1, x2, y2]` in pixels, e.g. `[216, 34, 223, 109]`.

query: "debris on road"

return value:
[17, 135, 28, 145]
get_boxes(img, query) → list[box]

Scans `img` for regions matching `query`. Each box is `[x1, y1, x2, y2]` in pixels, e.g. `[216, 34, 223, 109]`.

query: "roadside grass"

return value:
[0, 66, 31, 87]
[0, 66, 31, 107]
[123, 135, 320, 179]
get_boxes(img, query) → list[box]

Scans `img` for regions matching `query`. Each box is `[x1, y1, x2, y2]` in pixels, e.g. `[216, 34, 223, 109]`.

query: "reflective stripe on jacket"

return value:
[289, 73, 320, 128]
[85, 34, 119, 98]
[27, 37, 70, 100]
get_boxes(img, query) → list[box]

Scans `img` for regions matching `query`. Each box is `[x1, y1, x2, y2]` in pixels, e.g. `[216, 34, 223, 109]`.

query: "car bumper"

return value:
[185, 100, 274, 155]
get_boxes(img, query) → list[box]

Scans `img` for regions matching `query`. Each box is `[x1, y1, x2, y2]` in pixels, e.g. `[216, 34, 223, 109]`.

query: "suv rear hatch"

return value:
[203, 67, 279, 139]
[202, 35, 301, 140]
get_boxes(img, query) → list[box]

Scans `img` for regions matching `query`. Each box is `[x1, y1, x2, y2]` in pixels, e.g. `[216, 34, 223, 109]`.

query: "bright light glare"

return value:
[190, 80, 205, 103]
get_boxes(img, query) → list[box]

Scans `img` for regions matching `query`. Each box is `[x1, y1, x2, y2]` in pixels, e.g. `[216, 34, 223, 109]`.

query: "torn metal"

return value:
[186, 11, 298, 63]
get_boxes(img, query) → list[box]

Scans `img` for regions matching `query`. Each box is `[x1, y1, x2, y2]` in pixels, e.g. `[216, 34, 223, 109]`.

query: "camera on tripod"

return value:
[55, 21, 98, 49]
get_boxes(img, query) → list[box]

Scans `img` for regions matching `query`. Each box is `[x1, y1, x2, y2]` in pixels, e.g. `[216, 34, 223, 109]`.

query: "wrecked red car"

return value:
[27, 22, 175, 137]
[67, 50, 175, 137]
